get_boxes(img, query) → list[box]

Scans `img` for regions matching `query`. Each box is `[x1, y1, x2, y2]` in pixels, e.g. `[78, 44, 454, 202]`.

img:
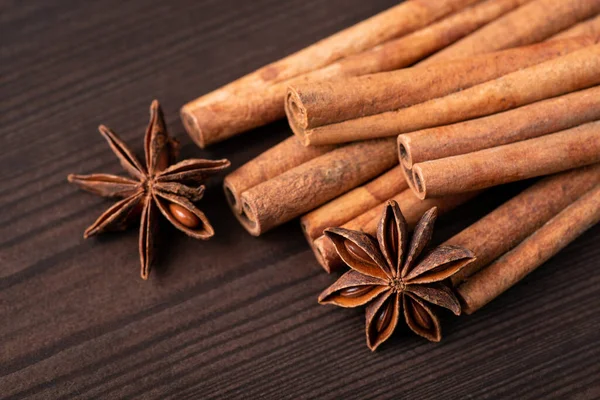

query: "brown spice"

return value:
[550, 14, 600, 40]
[223, 136, 335, 214]
[397, 87, 600, 170]
[319, 201, 476, 350]
[422, 0, 600, 64]
[445, 164, 600, 285]
[68, 101, 229, 279]
[236, 138, 397, 236]
[457, 184, 600, 314]
[286, 36, 596, 145]
[410, 121, 600, 199]
[300, 165, 407, 244]
[288, 0, 529, 99]
[180, 0, 477, 147]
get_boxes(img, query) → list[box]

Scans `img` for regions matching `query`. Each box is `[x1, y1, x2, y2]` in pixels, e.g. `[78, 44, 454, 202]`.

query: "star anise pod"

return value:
[68, 100, 230, 279]
[318, 200, 475, 350]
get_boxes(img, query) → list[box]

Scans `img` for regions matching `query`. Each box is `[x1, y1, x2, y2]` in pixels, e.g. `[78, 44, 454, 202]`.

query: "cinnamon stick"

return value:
[300, 165, 406, 243]
[397, 86, 600, 171]
[223, 136, 335, 214]
[314, 189, 479, 272]
[445, 164, 600, 285]
[287, 36, 597, 145]
[457, 184, 600, 314]
[550, 14, 600, 40]
[236, 139, 397, 236]
[411, 121, 600, 199]
[421, 0, 600, 64]
[180, 0, 477, 148]
[285, 0, 529, 118]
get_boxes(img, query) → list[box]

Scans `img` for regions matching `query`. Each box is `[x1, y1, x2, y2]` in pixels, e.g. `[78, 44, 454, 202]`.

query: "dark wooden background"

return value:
[1, 0, 599, 398]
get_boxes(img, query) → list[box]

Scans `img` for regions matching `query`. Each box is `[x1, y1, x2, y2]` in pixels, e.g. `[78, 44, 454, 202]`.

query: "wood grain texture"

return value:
[0, 0, 599, 398]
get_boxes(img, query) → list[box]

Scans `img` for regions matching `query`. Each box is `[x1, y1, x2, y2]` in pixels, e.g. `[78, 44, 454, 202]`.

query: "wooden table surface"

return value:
[2, 0, 599, 398]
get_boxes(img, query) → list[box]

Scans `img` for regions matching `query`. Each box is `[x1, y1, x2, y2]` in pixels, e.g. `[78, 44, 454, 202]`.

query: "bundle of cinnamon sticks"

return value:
[181, 0, 536, 147]
[184, 0, 599, 327]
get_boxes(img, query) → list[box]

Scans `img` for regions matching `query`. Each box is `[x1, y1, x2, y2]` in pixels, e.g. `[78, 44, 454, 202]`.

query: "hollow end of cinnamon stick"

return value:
[397, 136, 427, 200]
[223, 178, 243, 215]
[285, 88, 310, 146]
[234, 195, 262, 237]
[397, 136, 414, 170]
[224, 179, 263, 235]
[412, 166, 427, 200]
[399, 161, 420, 202]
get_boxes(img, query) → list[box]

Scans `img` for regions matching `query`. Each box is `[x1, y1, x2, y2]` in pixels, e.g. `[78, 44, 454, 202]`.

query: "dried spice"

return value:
[319, 200, 475, 350]
[68, 100, 230, 279]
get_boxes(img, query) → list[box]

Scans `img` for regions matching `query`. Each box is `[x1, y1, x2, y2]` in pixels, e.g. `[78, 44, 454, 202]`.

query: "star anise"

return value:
[68, 100, 230, 279]
[318, 200, 475, 350]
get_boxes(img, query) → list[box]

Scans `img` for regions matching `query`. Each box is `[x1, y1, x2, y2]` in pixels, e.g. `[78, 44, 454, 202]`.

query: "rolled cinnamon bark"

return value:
[412, 121, 600, 199]
[445, 164, 600, 285]
[457, 184, 600, 314]
[284, 0, 529, 132]
[421, 0, 600, 64]
[288, 36, 597, 145]
[551, 14, 600, 40]
[314, 189, 479, 272]
[398, 86, 600, 170]
[300, 165, 406, 243]
[180, 0, 477, 148]
[223, 137, 335, 214]
[236, 138, 397, 236]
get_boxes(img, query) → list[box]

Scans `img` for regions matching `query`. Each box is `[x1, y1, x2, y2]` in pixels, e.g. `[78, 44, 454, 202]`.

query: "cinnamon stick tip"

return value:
[233, 194, 262, 236]
[399, 163, 422, 200]
[397, 135, 413, 169]
[411, 165, 427, 200]
[180, 106, 207, 149]
[456, 290, 478, 316]
[314, 237, 334, 274]
[284, 87, 307, 127]
[299, 218, 314, 243]
[223, 178, 242, 214]
[284, 88, 312, 146]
